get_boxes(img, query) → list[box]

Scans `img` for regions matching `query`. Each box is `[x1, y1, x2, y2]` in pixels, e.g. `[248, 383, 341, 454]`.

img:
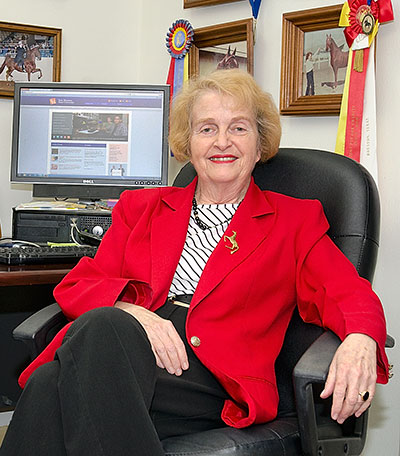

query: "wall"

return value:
[0, 0, 143, 234]
[0, 0, 399, 454]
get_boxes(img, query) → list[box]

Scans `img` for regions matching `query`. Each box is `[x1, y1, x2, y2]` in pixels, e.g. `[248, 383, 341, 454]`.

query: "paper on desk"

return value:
[15, 201, 88, 210]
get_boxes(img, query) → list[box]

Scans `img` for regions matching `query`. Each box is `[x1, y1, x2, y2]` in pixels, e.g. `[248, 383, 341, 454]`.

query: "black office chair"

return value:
[14, 148, 393, 456]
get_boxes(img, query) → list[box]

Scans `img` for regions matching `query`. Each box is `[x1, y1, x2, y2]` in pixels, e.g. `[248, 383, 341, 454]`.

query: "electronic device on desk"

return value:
[13, 206, 111, 244]
[10, 81, 170, 200]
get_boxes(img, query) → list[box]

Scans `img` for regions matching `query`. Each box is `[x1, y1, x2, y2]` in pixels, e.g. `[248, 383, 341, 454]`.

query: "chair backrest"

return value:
[172, 147, 380, 415]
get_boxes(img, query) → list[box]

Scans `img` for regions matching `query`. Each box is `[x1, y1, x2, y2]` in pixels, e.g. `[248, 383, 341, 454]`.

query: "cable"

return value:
[0, 237, 41, 248]
[69, 219, 101, 246]
[69, 219, 84, 246]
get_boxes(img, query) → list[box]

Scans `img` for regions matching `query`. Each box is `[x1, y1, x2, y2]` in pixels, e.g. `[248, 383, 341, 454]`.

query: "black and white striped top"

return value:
[169, 203, 239, 296]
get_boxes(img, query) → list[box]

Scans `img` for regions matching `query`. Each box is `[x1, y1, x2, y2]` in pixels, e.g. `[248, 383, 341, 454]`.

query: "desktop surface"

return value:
[0, 262, 72, 287]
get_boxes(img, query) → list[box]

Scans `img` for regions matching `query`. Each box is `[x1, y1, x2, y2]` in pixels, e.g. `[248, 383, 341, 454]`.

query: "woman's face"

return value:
[189, 91, 260, 190]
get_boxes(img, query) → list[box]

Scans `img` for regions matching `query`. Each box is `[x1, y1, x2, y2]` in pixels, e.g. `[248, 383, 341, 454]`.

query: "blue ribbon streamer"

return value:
[248, 0, 261, 19]
[173, 58, 185, 97]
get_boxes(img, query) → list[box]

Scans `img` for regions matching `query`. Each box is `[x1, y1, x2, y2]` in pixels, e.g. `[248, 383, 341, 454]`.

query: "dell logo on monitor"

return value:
[82, 179, 95, 184]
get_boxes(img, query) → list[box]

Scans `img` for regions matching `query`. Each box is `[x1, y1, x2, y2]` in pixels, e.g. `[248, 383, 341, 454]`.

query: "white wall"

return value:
[0, 0, 143, 235]
[0, 0, 399, 454]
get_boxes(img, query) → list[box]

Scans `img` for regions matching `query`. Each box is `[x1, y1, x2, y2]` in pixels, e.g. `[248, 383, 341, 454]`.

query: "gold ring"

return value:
[359, 391, 370, 401]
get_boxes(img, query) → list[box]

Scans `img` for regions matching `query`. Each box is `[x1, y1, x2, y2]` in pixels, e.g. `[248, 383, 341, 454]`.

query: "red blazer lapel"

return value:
[193, 180, 275, 306]
[150, 179, 197, 305]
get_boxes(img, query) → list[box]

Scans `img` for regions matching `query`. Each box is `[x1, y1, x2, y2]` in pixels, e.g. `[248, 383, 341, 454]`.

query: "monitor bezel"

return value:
[10, 81, 170, 194]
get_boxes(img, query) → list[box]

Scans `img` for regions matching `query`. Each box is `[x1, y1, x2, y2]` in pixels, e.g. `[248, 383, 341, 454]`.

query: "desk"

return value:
[0, 263, 70, 286]
[0, 263, 71, 411]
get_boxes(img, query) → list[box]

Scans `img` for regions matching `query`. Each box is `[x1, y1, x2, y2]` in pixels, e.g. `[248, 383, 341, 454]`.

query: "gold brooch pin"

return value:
[224, 230, 239, 254]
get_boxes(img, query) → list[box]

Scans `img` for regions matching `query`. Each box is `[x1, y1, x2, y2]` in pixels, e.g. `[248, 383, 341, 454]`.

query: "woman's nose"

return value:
[214, 130, 231, 149]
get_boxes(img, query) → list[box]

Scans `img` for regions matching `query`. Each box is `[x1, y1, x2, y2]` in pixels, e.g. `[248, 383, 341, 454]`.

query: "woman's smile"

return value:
[209, 154, 238, 163]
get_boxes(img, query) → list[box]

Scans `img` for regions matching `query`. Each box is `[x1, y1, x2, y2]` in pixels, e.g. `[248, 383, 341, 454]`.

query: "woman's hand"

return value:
[114, 301, 189, 376]
[320, 333, 377, 424]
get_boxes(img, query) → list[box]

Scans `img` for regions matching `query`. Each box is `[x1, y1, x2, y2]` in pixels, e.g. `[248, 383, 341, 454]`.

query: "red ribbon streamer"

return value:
[378, 0, 395, 23]
[344, 47, 370, 161]
[166, 59, 176, 103]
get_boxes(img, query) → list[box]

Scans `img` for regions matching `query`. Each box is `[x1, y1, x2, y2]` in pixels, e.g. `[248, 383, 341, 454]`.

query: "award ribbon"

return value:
[335, 0, 394, 182]
[165, 19, 194, 103]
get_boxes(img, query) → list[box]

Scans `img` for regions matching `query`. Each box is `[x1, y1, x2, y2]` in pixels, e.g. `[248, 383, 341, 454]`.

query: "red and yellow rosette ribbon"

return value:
[335, 0, 394, 181]
[340, 0, 393, 47]
[165, 20, 194, 103]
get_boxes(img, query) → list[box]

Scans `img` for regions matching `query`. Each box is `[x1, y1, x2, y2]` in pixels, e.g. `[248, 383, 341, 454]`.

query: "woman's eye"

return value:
[200, 127, 216, 135]
[231, 126, 247, 134]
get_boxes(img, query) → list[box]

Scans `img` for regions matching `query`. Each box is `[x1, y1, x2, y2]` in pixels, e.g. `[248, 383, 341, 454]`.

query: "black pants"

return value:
[306, 69, 315, 96]
[1, 302, 228, 455]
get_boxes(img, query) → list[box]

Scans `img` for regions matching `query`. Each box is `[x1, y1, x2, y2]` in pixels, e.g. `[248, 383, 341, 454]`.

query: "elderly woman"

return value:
[2, 70, 389, 455]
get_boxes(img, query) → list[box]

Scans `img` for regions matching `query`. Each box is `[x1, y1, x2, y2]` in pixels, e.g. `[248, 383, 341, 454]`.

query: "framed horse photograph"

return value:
[188, 18, 254, 79]
[0, 21, 61, 98]
[280, 4, 348, 116]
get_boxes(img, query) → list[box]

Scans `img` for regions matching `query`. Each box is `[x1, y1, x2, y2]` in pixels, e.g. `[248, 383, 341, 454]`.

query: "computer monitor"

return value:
[10, 81, 170, 200]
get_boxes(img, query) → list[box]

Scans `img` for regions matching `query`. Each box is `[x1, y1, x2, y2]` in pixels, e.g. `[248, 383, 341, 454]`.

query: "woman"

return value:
[1, 70, 389, 455]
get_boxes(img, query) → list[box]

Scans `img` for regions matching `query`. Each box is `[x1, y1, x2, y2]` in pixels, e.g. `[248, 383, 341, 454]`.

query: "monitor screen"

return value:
[10, 82, 170, 199]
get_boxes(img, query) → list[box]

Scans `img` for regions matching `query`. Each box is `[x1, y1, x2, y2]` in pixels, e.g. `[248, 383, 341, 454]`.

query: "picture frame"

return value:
[184, 0, 242, 8]
[0, 21, 61, 98]
[189, 18, 254, 78]
[280, 4, 348, 116]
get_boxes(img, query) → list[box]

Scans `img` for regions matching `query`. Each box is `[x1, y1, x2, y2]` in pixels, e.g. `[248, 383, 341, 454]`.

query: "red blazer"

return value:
[19, 178, 389, 428]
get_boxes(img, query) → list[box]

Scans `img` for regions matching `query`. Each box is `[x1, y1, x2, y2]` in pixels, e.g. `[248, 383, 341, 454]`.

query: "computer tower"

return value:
[12, 208, 112, 244]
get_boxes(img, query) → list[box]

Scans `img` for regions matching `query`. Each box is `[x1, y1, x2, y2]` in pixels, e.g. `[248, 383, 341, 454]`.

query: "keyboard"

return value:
[0, 245, 98, 265]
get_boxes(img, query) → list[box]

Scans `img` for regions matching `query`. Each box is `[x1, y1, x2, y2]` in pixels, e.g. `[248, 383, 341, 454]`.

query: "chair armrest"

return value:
[294, 331, 368, 456]
[13, 303, 67, 359]
[294, 330, 340, 384]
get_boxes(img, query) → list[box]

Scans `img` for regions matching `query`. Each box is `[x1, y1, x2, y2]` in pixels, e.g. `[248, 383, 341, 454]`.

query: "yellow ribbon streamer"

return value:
[335, 48, 353, 156]
[339, 2, 351, 27]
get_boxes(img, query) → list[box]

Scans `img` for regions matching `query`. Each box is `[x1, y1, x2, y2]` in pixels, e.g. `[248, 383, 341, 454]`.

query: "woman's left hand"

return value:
[320, 333, 377, 424]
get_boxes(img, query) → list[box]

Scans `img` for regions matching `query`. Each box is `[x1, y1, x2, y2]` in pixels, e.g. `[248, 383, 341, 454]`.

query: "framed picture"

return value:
[189, 18, 254, 78]
[280, 4, 348, 116]
[184, 0, 242, 8]
[0, 21, 61, 98]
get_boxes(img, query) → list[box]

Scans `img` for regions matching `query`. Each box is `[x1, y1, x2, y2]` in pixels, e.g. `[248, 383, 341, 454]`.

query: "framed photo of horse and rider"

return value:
[280, 4, 350, 116]
[0, 21, 61, 98]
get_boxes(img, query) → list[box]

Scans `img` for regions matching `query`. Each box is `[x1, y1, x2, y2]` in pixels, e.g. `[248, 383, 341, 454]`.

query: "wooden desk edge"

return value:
[0, 266, 71, 286]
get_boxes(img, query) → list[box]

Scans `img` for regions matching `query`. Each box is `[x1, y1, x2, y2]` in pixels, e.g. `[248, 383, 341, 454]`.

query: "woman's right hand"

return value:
[114, 301, 189, 376]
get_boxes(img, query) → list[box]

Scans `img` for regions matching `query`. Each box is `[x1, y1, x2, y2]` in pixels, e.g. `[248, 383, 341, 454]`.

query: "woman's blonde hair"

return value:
[169, 69, 281, 162]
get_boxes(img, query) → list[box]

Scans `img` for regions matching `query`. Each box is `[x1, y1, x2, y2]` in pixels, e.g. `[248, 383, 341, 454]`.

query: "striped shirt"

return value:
[169, 203, 239, 296]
